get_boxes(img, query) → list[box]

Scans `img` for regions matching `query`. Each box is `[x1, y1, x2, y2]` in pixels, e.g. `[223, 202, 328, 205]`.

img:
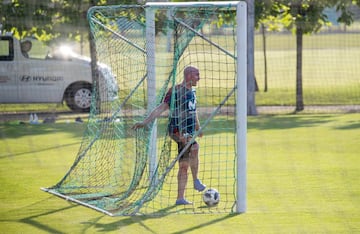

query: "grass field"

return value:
[0, 113, 359, 233]
[254, 33, 360, 105]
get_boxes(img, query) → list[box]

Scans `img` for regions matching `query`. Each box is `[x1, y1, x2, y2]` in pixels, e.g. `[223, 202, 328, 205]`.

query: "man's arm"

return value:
[132, 102, 169, 129]
[195, 112, 203, 137]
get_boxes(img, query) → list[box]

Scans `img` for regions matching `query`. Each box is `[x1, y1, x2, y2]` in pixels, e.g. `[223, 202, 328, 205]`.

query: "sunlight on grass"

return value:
[0, 114, 359, 233]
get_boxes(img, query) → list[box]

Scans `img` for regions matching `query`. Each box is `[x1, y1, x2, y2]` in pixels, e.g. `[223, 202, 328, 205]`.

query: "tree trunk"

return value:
[246, 0, 258, 116]
[261, 23, 268, 92]
[89, 1, 101, 114]
[295, 24, 304, 112]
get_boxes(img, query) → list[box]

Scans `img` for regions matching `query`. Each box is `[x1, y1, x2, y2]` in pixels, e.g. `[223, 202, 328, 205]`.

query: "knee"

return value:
[179, 161, 189, 171]
[190, 143, 199, 157]
[178, 164, 188, 176]
[191, 142, 199, 151]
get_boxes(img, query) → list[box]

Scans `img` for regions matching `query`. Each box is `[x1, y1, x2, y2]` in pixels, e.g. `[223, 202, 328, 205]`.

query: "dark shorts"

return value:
[176, 141, 197, 162]
[169, 131, 197, 162]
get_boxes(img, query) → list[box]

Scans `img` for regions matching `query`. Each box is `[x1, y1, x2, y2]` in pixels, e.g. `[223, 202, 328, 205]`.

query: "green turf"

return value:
[0, 113, 359, 233]
[0, 103, 71, 113]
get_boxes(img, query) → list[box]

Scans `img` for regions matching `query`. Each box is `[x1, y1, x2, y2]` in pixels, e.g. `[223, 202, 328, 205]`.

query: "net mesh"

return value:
[43, 3, 241, 216]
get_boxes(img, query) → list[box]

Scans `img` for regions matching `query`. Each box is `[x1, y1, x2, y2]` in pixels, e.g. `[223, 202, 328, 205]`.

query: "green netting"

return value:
[43, 3, 242, 216]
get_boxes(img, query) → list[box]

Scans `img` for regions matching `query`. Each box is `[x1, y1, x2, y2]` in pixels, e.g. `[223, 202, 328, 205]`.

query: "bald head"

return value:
[183, 65, 200, 88]
[184, 66, 198, 78]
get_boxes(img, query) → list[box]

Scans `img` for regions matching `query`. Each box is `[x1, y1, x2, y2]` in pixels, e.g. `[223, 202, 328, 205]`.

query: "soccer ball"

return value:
[202, 188, 220, 207]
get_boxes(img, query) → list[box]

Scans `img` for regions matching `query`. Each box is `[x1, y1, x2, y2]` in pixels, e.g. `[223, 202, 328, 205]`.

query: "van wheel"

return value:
[65, 83, 92, 113]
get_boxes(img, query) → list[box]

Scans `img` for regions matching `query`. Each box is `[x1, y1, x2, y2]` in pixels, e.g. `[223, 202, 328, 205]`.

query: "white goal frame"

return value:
[145, 1, 247, 213]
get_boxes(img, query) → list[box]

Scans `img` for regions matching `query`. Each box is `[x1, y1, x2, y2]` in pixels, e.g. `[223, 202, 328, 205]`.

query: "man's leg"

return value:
[189, 143, 199, 180]
[177, 160, 189, 200]
[190, 143, 206, 192]
[175, 159, 193, 205]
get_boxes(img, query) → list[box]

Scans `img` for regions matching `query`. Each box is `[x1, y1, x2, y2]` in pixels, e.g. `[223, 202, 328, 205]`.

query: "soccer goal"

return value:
[42, 1, 247, 216]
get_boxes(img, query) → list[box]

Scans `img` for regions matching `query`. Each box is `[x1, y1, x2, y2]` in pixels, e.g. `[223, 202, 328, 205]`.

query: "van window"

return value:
[0, 37, 14, 61]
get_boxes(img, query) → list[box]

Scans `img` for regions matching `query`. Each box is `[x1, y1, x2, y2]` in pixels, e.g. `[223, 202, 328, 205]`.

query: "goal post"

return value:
[144, 1, 248, 214]
[42, 1, 248, 216]
[145, 2, 247, 213]
[146, 6, 158, 184]
[235, 1, 247, 213]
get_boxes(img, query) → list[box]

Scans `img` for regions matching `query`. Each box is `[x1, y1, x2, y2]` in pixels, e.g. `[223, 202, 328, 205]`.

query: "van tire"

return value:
[65, 83, 92, 113]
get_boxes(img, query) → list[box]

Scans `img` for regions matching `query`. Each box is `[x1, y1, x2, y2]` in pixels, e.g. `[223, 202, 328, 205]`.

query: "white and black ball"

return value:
[202, 188, 220, 207]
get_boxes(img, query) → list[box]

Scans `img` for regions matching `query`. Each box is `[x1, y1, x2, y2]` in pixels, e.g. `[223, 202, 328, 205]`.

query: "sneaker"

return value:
[194, 179, 206, 192]
[175, 198, 193, 205]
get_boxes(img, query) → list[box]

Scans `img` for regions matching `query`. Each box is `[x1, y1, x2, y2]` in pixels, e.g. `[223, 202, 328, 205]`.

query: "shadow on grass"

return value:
[0, 122, 86, 139]
[0, 178, 240, 234]
[83, 205, 179, 233]
[334, 121, 360, 130]
[0, 142, 81, 159]
[0, 197, 77, 234]
[171, 213, 239, 234]
[247, 115, 334, 130]
[20, 212, 70, 234]
[1, 114, 356, 143]
[3, 196, 228, 234]
[83, 207, 238, 234]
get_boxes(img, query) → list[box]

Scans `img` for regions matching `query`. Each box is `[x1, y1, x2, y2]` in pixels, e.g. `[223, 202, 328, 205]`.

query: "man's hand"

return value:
[131, 102, 169, 131]
[179, 133, 192, 144]
[132, 122, 146, 130]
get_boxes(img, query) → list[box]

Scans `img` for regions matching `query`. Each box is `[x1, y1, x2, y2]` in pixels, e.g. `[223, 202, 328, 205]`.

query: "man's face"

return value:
[188, 69, 200, 86]
[22, 42, 32, 52]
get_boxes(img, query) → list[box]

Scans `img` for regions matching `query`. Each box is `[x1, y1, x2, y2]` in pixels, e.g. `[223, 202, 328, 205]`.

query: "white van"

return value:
[0, 35, 118, 112]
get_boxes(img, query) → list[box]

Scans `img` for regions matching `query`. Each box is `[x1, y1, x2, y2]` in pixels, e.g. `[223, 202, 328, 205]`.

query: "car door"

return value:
[17, 58, 66, 103]
[0, 36, 19, 103]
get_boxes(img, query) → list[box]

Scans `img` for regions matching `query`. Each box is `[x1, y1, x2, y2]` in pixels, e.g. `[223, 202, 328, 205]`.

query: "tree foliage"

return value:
[6, 0, 357, 43]
[255, 0, 359, 111]
[1, 0, 359, 112]
[256, 0, 360, 33]
[0, 0, 137, 42]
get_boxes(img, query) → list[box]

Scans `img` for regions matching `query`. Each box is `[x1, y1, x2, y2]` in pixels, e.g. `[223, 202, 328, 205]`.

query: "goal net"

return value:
[42, 1, 247, 216]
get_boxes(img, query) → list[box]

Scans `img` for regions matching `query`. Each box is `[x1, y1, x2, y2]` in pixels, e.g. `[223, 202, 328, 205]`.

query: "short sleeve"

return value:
[163, 87, 172, 105]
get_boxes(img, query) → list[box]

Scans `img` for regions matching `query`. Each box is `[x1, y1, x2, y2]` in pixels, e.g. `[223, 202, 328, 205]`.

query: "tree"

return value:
[0, 0, 136, 42]
[0, 0, 56, 40]
[246, 0, 258, 115]
[258, 0, 360, 112]
[1, 0, 138, 113]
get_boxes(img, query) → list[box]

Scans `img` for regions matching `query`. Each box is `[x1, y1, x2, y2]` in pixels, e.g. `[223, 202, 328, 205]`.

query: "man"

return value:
[132, 65, 206, 205]
[20, 40, 32, 58]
